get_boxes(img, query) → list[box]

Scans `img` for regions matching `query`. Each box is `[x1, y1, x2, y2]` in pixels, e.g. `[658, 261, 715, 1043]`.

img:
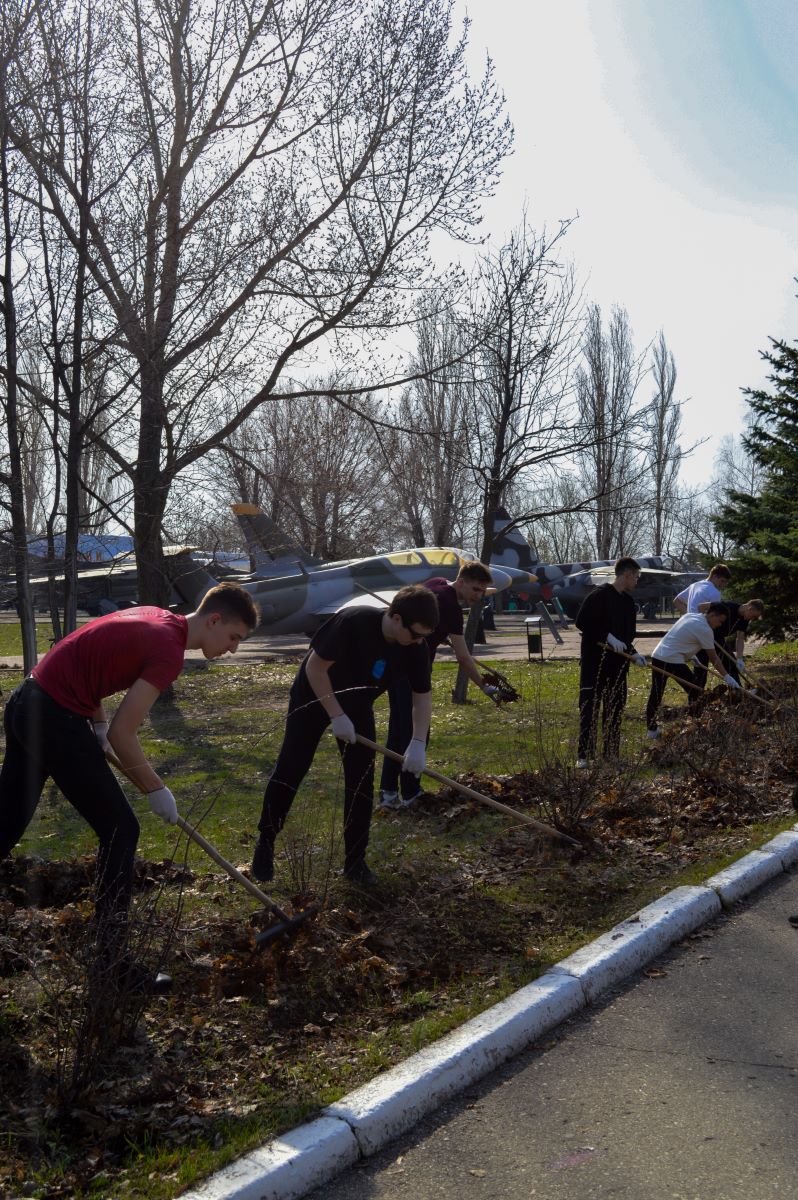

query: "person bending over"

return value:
[0, 583, 259, 984]
[252, 585, 438, 888]
[645, 603, 740, 736]
[379, 561, 494, 808]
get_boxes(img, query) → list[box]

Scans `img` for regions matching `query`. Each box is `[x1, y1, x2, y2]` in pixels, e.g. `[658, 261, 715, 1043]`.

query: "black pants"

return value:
[379, 676, 420, 800]
[578, 650, 628, 759]
[646, 658, 697, 729]
[258, 689, 376, 870]
[0, 678, 140, 922]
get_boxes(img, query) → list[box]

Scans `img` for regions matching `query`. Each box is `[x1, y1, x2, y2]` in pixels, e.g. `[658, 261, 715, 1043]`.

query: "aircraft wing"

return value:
[320, 588, 397, 616]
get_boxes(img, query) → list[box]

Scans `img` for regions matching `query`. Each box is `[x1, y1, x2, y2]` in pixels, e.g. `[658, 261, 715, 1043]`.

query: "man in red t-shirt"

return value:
[379, 561, 494, 808]
[0, 583, 258, 987]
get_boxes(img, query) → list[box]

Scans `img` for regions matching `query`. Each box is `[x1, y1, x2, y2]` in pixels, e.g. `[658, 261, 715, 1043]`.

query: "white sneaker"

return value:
[378, 790, 400, 810]
[575, 758, 590, 769]
[646, 728, 660, 740]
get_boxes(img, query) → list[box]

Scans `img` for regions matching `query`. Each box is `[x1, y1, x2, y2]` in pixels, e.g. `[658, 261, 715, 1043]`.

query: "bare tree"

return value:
[210, 387, 393, 561]
[4, 0, 511, 605]
[643, 331, 683, 556]
[379, 299, 475, 547]
[575, 304, 647, 558]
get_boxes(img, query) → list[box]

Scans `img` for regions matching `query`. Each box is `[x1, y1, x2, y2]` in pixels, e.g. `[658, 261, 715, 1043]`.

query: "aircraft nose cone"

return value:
[489, 567, 513, 593]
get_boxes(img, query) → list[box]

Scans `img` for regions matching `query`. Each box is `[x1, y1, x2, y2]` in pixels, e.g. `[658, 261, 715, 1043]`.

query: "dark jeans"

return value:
[379, 676, 420, 800]
[258, 689, 376, 870]
[578, 650, 628, 759]
[0, 678, 140, 921]
[646, 658, 697, 729]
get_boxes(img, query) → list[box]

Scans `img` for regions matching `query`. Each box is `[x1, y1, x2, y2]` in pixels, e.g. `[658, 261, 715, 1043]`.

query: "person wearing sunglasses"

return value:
[251, 585, 438, 888]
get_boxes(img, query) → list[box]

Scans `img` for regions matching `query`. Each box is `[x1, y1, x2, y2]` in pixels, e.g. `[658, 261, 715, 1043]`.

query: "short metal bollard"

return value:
[525, 615, 543, 662]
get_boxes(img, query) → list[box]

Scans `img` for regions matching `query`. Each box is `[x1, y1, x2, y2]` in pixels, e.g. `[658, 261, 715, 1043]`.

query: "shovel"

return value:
[355, 734, 581, 847]
[105, 750, 318, 948]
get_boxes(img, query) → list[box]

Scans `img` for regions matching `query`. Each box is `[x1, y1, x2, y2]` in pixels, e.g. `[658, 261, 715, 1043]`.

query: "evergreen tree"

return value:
[716, 316, 798, 638]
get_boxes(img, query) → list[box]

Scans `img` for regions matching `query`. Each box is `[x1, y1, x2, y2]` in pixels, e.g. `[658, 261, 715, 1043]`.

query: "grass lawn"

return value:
[1, 647, 796, 1198]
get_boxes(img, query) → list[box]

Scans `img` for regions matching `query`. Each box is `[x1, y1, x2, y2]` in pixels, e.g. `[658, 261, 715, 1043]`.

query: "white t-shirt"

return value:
[675, 579, 721, 612]
[652, 613, 716, 664]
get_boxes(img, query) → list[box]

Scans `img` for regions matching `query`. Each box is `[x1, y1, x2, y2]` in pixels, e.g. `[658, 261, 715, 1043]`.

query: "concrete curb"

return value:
[179, 824, 798, 1200]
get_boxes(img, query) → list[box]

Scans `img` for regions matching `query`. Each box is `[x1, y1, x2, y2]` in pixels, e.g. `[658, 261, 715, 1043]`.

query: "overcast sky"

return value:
[454, 0, 798, 486]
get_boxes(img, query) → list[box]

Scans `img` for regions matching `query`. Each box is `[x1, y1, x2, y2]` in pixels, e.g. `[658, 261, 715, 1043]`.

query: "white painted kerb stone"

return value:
[548, 885, 721, 1003]
[324, 971, 584, 1156]
[178, 1116, 359, 1200]
[704, 849, 784, 907]
[759, 829, 798, 870]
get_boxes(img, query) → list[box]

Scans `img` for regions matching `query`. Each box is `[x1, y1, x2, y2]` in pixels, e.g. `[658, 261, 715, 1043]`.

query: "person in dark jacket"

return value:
[575, 557, 645, 765]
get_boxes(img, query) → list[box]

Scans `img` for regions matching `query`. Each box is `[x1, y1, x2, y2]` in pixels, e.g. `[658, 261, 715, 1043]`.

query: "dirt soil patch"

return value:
[2, 671, 797, 1198]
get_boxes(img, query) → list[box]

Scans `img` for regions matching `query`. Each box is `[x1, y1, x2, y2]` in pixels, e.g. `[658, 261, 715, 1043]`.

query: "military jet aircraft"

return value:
[168, 512, 513, 635]
[488, 508, 701, 615]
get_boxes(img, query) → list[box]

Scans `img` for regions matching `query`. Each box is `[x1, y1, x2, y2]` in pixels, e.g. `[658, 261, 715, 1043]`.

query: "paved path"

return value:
[0, 616, 678, 671]
[314, 869, 798, 1200]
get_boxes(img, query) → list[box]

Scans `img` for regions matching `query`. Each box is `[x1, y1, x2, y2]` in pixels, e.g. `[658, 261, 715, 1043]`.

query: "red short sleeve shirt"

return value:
[32, 608, 188, 716]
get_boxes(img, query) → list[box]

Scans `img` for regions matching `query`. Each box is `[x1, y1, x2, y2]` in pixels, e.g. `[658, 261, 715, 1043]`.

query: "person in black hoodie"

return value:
[575, 557, 645, 765]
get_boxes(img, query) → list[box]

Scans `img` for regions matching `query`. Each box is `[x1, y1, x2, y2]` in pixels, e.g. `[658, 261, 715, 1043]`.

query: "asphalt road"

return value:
[314, 869, 798, 1200]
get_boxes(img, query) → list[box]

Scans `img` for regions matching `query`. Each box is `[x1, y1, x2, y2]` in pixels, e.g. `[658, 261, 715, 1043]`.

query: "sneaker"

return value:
[343, 860, 379, 888]
[646, 728, 661, 740]
[378, 790, 400, 810]
[251, 837, 275, 882]
[113, 958, 172, 996]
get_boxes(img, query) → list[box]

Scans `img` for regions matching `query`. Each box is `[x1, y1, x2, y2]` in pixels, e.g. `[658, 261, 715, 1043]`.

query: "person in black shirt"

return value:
[697, 598, 764, 681]
[379, 562, 495, 808]
[575, 557, 645, 765]
[251, 585, 438, 888]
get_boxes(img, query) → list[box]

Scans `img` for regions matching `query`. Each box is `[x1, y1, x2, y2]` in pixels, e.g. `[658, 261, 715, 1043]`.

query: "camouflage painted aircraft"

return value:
[489, 508, 700, 615]
[168, 505, 514, 635]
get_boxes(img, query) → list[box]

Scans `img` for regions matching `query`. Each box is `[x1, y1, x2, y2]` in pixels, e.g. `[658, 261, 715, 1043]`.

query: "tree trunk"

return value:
[134, 368, 170, 607]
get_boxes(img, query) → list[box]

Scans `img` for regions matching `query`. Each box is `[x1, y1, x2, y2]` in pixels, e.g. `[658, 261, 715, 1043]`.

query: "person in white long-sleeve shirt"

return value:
[645, 604, 740, 736]
[674, 564, 731, 689]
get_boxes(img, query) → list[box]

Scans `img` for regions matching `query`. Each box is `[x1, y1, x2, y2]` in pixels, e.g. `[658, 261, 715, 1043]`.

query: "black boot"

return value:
[251, 836, 275, 882]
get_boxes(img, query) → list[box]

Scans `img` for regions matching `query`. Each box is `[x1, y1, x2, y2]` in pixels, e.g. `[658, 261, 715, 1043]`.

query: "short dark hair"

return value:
[388, 584, 439, 630]
[706, 602, 727, 617]
[709, 564, 731, 580]
[614, 556, 640, 576]
[458, 560, 492, 584]
[197, 582, 260, 630]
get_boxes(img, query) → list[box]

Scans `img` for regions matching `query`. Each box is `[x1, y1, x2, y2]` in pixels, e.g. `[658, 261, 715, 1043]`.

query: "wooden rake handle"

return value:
[601, 643, 773, 707]
[355, 734, 581, 847]
[105, 749, 290, 921]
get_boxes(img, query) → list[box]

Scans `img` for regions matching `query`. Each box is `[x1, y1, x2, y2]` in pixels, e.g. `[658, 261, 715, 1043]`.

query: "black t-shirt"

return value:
[575, 584, 637, 653]
[714, 601, 750, 644]
[293, 606, 431, 709]
[422, 577, 465, 658]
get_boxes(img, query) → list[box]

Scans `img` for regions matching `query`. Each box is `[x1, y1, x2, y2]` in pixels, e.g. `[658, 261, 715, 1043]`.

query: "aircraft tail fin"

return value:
[232, 503, 322, 573]
[167, 560, 217, 608]
[490, 508, 539, 573]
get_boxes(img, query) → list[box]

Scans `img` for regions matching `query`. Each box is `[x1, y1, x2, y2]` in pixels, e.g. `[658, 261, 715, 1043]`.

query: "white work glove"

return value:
[402, 738, 426, 777]
[148, 785, 178, 824]
[736, 657, 745, 672]
[723, 673, 741, 690]
[606, 634, 626, 654]
[92, 720, 112, 753]
[631, 652, 647, 667]
[330, 713, 357, 744]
